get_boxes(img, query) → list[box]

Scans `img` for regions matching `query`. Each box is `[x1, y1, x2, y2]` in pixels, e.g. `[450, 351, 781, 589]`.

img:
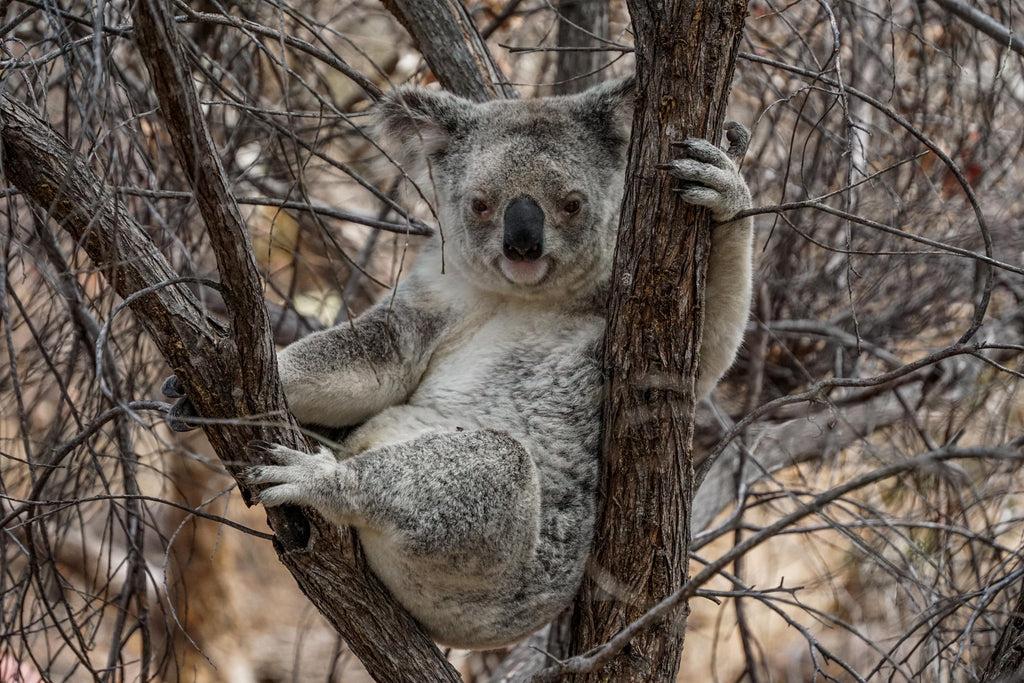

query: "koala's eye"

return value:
[561, 198, 582, 217]
[471, 198, 493, 218]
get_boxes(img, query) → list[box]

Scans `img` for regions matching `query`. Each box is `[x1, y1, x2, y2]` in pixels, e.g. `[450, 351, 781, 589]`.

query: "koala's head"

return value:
[375, 78, 634, 301]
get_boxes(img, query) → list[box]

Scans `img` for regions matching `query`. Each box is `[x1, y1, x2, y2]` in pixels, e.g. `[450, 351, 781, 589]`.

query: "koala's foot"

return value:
[161, 375, 200, 432]
[659, 126, 752, 222]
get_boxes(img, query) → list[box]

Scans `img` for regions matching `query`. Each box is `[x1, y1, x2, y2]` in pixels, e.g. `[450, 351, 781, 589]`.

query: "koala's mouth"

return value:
[498, 256, 550, 286]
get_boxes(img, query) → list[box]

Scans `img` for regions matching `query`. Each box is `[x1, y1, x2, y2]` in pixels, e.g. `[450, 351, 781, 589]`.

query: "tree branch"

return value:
[132, 0, 278, 377]
[929, 0, 1024, 58]
[553, 0, 610, 94]
[133, 0, 460, 673]
[378, 0, 518, 100]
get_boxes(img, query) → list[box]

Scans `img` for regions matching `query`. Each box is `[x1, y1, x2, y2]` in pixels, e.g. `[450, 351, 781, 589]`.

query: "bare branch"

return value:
[540, 445, 1024, 680]
[928, 0, 1024, 57]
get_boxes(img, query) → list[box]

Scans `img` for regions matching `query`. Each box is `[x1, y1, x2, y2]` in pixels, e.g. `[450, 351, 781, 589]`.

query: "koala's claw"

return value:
[241, 459, 298, 504]
[661, 134, 752, 222]
[256, 483, 308, 508]
[671, 137, 733, 169]
[247, 439, 276, 455]
[242, 464, 287, 487]
[243, 442, 343, 513]
[167, 401, 199, 432]
[248, 440, 336, 467]
[240, 464, 265, 485]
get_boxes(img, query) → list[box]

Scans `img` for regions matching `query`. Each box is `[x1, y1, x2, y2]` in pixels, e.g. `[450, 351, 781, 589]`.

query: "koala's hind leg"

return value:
[244, 430, 541, 565]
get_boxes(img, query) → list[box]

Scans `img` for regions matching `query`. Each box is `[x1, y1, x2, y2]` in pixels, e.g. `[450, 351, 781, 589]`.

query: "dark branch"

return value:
[929, 0, 1024, 57]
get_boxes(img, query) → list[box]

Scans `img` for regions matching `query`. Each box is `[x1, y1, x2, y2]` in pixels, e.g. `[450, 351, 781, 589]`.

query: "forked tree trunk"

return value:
[552, 1, 749, 680]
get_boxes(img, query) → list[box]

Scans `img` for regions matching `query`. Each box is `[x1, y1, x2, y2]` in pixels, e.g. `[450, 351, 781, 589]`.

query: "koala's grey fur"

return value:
[243, 78, 755, 649]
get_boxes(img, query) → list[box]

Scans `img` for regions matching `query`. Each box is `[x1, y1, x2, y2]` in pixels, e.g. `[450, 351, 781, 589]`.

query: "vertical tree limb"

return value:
[132, 0, 279, 393]
[553, 1, 749, 680]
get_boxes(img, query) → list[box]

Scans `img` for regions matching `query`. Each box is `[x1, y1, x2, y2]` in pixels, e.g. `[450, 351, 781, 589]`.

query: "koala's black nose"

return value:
[503, 197, 545, 261]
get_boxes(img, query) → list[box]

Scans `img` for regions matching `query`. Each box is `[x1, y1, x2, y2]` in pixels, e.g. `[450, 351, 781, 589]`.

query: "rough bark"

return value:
[131, 0, 284, 441]
[0, 8, 461, 682]
[551, 1, 749, 680]
[379, 0, 518, 101]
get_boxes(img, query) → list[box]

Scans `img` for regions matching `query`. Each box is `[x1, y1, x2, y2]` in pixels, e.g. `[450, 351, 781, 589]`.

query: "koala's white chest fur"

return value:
[340, 297, 603, 460]
[411, 303, 603, 434]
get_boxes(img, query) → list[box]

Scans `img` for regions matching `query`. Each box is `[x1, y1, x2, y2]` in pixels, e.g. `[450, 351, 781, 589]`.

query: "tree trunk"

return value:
[553, 1, 748, 680]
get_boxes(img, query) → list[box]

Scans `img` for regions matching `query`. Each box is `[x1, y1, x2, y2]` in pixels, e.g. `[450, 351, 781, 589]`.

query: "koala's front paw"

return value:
[243, 441, 341, 510]
[659, 124, 752, 222]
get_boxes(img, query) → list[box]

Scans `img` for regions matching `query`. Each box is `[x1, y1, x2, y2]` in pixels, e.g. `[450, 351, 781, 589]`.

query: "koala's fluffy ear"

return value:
[570, 76, 636, 146]
[373, 87, 477, 160]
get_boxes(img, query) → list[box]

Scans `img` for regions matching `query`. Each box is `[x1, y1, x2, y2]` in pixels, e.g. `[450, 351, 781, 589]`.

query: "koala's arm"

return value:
[697, 212, 753, 398]
[279, 292, 449, 428]
[664, 136, 754, 399]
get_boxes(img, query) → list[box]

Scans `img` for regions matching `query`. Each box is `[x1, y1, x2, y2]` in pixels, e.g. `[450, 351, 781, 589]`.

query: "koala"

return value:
[233, 78, 753, 649]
